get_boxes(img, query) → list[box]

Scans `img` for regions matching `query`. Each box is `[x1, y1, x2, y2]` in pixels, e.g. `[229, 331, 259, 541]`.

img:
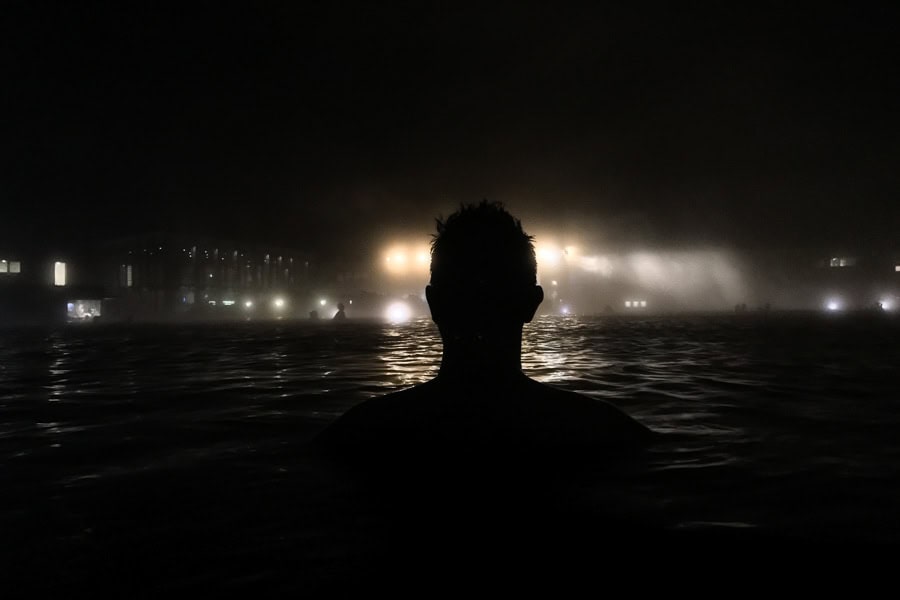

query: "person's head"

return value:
[337, 303, 345, 311]
[426, 201, 543, 338]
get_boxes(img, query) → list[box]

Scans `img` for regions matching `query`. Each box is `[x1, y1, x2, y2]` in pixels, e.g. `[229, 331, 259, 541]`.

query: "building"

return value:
[95, 233, 317, 320]
[0, 244, 103, 325]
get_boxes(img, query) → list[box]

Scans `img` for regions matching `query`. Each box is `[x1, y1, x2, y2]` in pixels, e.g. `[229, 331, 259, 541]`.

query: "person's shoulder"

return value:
[312, 380, 439, 450]
[517, 378, 657, 447]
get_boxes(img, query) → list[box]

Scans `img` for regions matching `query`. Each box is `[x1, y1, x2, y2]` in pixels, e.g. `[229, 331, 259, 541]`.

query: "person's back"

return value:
[316, 374, 652, 453]
[314, 201, 655, 459]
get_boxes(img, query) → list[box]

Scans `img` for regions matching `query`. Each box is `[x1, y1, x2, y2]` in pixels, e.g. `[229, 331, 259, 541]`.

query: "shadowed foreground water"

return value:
[2, 314, 899, 590]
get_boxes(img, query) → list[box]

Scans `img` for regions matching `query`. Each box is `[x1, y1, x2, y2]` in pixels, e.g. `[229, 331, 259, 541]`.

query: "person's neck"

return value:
[435, 329, 526, 387]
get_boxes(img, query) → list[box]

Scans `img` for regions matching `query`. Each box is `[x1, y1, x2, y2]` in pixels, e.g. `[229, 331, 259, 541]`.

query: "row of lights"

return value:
[383, 245, 431, 276]
[826, 297, 894, 311]
[624, 300, 648, 308]
[233, 296, 413, 324]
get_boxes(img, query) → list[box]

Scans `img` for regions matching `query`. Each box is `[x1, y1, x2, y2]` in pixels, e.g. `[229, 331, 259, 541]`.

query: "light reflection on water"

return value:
[1, 313, 900, 568]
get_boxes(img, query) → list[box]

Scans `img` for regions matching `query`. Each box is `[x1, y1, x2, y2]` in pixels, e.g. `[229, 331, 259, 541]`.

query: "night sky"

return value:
[3, 1, 898, 257]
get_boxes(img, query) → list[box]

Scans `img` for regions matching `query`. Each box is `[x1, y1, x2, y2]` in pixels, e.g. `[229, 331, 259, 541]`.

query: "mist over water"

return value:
[535, 248, 750, 312]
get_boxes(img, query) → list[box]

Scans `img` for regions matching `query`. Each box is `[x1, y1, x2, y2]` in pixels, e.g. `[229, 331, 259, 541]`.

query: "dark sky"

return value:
[3, 1, 898, 256]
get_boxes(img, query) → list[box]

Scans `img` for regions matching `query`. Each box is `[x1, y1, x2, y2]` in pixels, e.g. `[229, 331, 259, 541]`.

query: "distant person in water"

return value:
[333, 303, 347, 320]
[315, 201, 654, 454]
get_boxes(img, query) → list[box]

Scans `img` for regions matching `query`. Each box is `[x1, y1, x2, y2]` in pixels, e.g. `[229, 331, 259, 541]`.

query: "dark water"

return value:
[2, 314, 899, 589]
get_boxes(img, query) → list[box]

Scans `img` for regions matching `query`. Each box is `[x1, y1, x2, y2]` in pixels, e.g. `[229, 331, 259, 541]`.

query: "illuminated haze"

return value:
[3, 2, 897, 313]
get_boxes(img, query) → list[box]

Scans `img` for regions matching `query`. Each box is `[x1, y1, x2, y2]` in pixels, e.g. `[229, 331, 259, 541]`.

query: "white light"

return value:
[54, 262, 66, 286]
[640, 300, 647, 307]
[561, 305, 570, 315]
[879, 299, 893, 311]
[826, 300, 841, 311]
[245, 300, 254, 309]
[385, 301, 412, 324]
[319, 299, 327, 306]
[625, 301, 632, 308]
[273, 297, 285, 309]
[221, 300, 235, 306]
[551, 280, 558, 286]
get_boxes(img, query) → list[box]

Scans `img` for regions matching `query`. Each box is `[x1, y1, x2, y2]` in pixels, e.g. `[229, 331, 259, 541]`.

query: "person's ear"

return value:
[522, 285, 543, 322]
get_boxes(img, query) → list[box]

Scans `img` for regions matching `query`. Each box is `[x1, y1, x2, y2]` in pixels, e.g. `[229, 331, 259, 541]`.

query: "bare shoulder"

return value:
[312, 380, 440, 448]
[516, 379, 656, 446]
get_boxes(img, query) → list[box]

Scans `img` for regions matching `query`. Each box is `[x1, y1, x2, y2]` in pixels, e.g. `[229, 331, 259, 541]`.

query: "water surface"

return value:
[3, 314, 899, 589]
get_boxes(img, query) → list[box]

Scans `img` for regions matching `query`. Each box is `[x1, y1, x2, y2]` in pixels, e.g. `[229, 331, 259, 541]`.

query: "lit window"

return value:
[895, 265, 900, 272]
[10, 261, 20, 273]
[0, 260, 7, 273]
[126, 265, 133, 287]
[830, 257, 856, 268]
[66, 299, 101, 320]
[54, 262, 66, 286]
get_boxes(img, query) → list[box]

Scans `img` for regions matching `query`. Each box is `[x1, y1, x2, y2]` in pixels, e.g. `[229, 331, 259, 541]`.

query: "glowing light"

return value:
[54, 262, 66, 286]
[383, 243, 431, 276]
[561, 305, 570, 315]
[625, 301, 632, 307]
[244, 300, 254, 309]
[640, 300, 647, 308]
[319, 299, 327, 306]
[879, 299, 893, 311]
[385, 301, 412, 323]
[536, 245, 561, 268]
[221, 300, 235, 306]
[826, 299, 841, 311]
[273, 297, 286, 309]
[551, 280, 558, 286]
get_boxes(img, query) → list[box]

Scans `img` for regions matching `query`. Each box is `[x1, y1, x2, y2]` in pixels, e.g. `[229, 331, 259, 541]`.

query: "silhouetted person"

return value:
[333, 303, 346, 320]
[315, 201, 654, 457]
